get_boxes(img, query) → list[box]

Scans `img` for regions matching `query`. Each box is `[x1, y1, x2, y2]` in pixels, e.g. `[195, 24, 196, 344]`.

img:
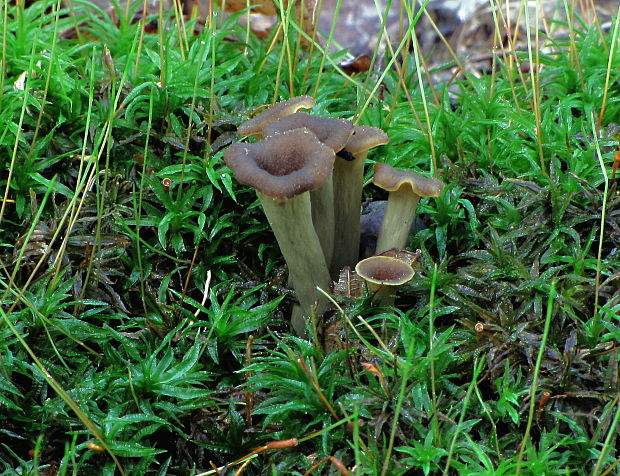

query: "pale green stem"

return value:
[375, 187, 419, 254]
[331, 151, 367, 277]
[310, 176, 335, 268]
[515, 281, 556, 476]
[365, 281, 397, 306]
[257, 191, 331, 336]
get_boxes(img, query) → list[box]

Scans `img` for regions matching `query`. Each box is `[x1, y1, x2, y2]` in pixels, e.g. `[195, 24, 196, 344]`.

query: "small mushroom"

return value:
[237, 96, 316, 138]
[331, 126, 389, 277]
[265, 113, 354, 267]
[224, 128, 334, 335]
[373, 163, 444, 254]
[355, 255, 415, 304]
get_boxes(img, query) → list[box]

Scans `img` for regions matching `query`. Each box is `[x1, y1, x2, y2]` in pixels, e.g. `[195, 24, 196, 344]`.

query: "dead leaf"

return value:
[333, 266, 364, 298]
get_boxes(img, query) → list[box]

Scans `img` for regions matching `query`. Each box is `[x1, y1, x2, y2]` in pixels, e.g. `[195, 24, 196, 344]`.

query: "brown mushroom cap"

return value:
[264, 113, 354, 152]
[344, 126, 389, 155]
[373, 163, 445, 197]
[237, 96, 316, 137]
[355, 256, 415, 286]
[224, 128, 335, 199]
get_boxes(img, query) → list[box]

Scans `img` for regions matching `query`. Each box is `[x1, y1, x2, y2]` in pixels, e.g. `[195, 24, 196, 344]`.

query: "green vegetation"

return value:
[0, 0, 618, 474]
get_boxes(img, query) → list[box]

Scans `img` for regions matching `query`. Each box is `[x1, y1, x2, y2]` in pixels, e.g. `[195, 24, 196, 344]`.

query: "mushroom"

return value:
[265, 113, 354, 267]
[331, 126, 389, 278]
[264, 113, 354, 152]
[373, 163, 445, 254]
[237, 96, 316, 138]
[355, 255, 415, 304]
[224, 128, 334, 335]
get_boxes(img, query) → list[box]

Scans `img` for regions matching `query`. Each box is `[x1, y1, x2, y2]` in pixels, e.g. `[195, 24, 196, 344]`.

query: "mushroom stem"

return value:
[331, 151, 367, 277]
[257, 191, 331, 335]
[355, 255, 415, 305]
[372, 163, 444, 254]
[375, 188, 420, 254]
[331, 126, 388, 277]
[263, 114, 354, 268]
[364, 280, 396, 304]
[310, 177, 335, 268]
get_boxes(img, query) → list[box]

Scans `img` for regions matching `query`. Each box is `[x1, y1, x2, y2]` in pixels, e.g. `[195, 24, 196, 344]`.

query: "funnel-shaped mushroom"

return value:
[264, 113, 354, 152]
[265, 113, 354, 267]
[373, 163, 444, 254]
[331, 126, 389, 278]
[224, 128, 334, 336]
[237, 96, 316, 138]
[355, 255, 415, 304]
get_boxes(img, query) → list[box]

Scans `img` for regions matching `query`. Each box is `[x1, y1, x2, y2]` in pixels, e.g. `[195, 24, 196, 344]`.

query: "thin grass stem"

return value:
[354, 0, 392, 120]
[0, 30, 37, 226]
[562, 0, 585, 92]
[515, 280, 557, 475]
[443, 357, 486, 474]
[356, 1, 427, 123]
[380, 333, 415, 476]
[522, 0, 549, 181]
[0, 0, 8, 108]
[405, 1, 438, 175]
[429, 263, 439, 445]
[28, 0, 61, 157]
[273, 0, 295, 101]
[311, 0, 342, 98]
[596, 3, 620, 133]
[591, 393, 620, 476]
[589, 110, 609, 331]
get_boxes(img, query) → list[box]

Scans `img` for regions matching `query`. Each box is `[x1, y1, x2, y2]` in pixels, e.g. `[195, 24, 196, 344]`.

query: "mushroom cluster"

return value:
[224, 96, 445, 334]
